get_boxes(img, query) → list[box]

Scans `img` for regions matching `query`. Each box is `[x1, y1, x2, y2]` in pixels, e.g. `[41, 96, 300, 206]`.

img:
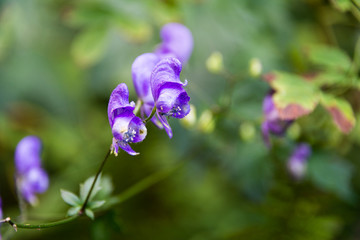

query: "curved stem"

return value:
[143, 107, 157, 123]
[134, 99, 143, 116]
[79, 148, 111, 215]
[4, 215, 79, 230]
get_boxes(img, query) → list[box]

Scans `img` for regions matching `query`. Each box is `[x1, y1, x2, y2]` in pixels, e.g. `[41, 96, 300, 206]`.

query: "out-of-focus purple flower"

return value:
[261, 93, 292, 147]
[15, 136, 49, 205]
[132, 53, 162, 128]
[108, 83, 147, 156]
[155, 22, 194, 64]
[150, 58, 190, 138]
[0, 197, 2, 240]
[287, 143, 311, 180]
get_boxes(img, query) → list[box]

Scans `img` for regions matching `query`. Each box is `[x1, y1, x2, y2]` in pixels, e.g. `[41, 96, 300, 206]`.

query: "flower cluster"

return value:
[15, 136, 49, 205]
[287, 143, 311, 180]
[109, 23, 193, 155]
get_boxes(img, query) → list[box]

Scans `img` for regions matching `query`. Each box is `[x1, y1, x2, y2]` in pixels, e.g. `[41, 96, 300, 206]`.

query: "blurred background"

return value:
[1, 0, 360, 239]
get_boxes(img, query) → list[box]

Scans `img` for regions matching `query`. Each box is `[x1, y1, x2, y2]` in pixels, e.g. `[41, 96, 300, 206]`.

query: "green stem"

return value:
[107, 162, 182, 207]
[4, 215, 79, 230]
[133, 99, 142, 116]
[79, 148, 111, 215]
[143, 106, 157, 123]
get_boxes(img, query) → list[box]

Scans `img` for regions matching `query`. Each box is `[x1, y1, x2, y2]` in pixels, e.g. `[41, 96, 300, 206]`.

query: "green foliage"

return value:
[61, 175, 111, 219]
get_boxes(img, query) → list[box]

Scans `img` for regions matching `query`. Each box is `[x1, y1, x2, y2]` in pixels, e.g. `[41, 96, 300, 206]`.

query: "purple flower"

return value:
[15, 136, 49, 205]
[132, 53, 163, 128]
[287, 143, 311, 180]
[261, 93, 292, 147]
[0, 197, 2, 240]
[108, 83, 147, 156]
[150, 58, 190, 138]
[155, 23, 194, 64]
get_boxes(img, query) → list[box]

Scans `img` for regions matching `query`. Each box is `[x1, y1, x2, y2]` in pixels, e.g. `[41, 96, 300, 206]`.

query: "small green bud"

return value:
[239, 122, 256, 142]
[206, 51, 224, 74]
[249, 58, 262, 77]
[180, 104, 197, 128]
[287, 123, 301, 140]
[198, 110, 215, 133]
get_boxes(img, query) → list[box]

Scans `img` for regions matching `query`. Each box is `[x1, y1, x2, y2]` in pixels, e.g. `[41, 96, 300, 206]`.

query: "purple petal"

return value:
[150, 58, 185, 102]
[117, 140, 139, 156]
[128, 116, 147, 143]
[155, 23, 194, 64]
[287, 143, 311, 180]
[0, 196, 3, 220]
[108, 83, 135, 128]
[111, 112, 135, 141]
[23, 167, 49, 194]
[157, 111, 173, 138]
[132, 53, 160, 104]
[15, 136, 42, 174]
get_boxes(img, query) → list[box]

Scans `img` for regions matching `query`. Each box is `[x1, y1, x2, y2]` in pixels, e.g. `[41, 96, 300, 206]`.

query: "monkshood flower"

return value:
[287, 143, 311, 180]
[15, 136, 49, 205]
[155, 22, 194, 64]
[150, 58, 190, 138]
[261, 93, 292, 147]
[108, 83, 147, 156]
[132, 53, 163, 128]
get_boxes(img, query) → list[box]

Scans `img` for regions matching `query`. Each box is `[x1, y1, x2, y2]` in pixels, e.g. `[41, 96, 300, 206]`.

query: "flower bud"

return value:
[239, 122, 256, 142]
[180, 104, 197, 128]
[198, 110, 215, 133]
[206, 51, 224, 74]
[249, 58, 262, 77]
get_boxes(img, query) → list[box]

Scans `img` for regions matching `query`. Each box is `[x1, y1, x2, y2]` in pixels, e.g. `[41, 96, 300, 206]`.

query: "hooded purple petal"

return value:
[287, 143, 311, 180]
[150, 58, 190, 138]
[15, 136, 49, 205]
[155, 23, 194, 64]
[15, 136, 42, 174]
[131, 53, 163, 128]
[108, 83, 136, 128]
[132, 53, 160, 104]
[108, 83, 147, 155]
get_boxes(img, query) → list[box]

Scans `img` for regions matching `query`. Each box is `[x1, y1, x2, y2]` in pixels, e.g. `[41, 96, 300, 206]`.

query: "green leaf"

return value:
[308, 153, 353, 201]
[312, 70, 357, 88]
[88, 200, 106, 209]
[80, 174, 102, 202]
[60, 189, 81, 207]
[71, 26, 109, 68]
[85, 209, 95, 220]
[67, 206, 81, 216]
[332, 0, 352, 11]
[308, 45, 352, 72]
[264, 71, 319, 120]
[320, 93, 356, 133]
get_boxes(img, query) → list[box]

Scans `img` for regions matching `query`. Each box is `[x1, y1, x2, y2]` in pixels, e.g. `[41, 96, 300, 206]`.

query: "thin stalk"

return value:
[3, 215, 79, 230]
[134, 99, 142, 116]
[143, 107, 157, 123]
[79, 149, 111, 215]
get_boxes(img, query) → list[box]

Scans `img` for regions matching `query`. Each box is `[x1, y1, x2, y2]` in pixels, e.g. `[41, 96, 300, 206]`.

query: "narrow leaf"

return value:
[85, 209, 95, 220]
[80, 174, 102, 201]
[67, 206, 81, 216]
[60, 189, 81, 207]
[320, 93, 356, 133]
[88, 200, 106, 209]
